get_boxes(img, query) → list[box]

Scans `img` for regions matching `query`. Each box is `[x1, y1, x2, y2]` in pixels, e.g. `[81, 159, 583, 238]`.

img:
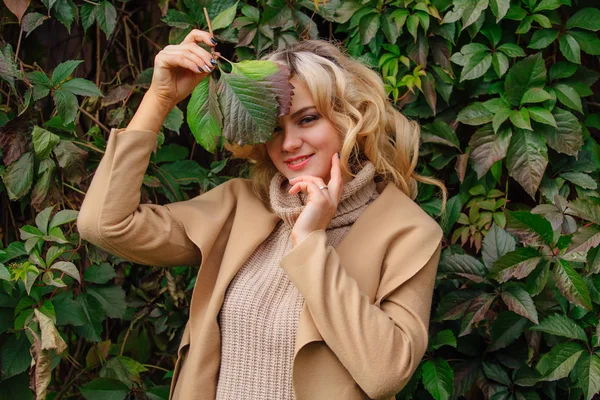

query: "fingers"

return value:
[182, 29, 217, 48]
[288, 175, 327, 194]
[328, 153, 343, 202]
[158, 44, 217, 75]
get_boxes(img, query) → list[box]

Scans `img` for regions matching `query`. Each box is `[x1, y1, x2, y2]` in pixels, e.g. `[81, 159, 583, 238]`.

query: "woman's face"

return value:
[266, 77, 344, 183]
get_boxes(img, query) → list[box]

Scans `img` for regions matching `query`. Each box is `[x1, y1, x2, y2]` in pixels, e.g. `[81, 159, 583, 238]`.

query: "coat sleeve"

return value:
[77, 128, 202, 267]
[279, 224, 443, 399]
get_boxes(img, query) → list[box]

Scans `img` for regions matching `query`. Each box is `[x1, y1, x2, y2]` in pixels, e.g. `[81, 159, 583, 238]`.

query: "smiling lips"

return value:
[285, 154, 314, 170]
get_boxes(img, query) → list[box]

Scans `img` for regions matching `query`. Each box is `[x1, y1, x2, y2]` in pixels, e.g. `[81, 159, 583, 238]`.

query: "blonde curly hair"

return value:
[226, 40, 447, 212]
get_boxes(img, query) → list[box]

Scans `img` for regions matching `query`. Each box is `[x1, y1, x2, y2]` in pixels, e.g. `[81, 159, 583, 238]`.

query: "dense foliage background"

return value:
[1, 0, 599, 399]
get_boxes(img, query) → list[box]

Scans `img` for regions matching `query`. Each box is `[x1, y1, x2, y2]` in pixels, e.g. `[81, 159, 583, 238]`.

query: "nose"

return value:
[280, 128, 303, 153]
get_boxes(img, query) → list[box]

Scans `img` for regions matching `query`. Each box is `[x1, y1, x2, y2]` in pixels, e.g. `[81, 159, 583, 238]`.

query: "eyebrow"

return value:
[288, 106, 317, 119]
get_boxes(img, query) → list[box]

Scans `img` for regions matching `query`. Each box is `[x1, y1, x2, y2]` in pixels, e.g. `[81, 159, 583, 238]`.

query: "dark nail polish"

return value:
[210, 38, 217, 45]
[198, 66, 203, 72]
[210, 59, 217, 66]
[337, 153, 340, 159]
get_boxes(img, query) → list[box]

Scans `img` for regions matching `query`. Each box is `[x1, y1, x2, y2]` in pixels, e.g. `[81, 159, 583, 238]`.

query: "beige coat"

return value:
[77, 128, 443, 400]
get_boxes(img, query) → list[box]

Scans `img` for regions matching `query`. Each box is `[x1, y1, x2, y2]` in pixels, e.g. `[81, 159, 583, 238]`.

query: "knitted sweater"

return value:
[215, 162, 379, 399]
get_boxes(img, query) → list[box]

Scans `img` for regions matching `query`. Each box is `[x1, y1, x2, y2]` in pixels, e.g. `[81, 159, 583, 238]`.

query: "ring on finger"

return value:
[319, 185, 328, 190]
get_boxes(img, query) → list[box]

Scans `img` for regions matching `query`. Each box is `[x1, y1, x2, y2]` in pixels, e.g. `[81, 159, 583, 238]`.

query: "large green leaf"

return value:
[576, 353, 600, 400]
[490, 0, 510, 22]
[51, 290, 87, 326]
[96, 1, 118, 37]
[501, 283, 539, 324]
[31, 126, 60, 159]
[79, 378, 130, 400]
[506, 129, 548, 199]
[504, 53, 547, 107]
[482, 223, 517, 270]
[460, 293, 497, 336]
[188, 77, 223, 153]
[457, 103, 494, 126]
[490, 247, 541, 283]
[54, 88, 79, 124]
[87, 286, 126, 319]
[422, 358, 454, 400]
[554, 84, 583, 113]
[566, 8, 600, 31]
[211, 1, 238, 30]
[438, 254, 488, 282]
[421, 122, 460, 149]
[469, 125, 512, 179]
[83, 263, 117, 284]
[559, 34, 581, 64]
[488, 311, 528, 351]
[2, 151, 34, 200]
[535, 108, 583, 156]
[60, 78, 103, 97]
[536, 342, 584, 381]
[530, 313, 587, 341]
[51, 59, 84, 85]
[505, 210, 554, 246]
[528, 29, 559, 49]
[554, 259, 593, 310]
[483, 362, 512, 386]
[1, 334, 32, 379]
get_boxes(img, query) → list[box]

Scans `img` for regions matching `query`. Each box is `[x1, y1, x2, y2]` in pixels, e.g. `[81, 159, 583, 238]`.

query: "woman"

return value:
[77, 29, 446, 400]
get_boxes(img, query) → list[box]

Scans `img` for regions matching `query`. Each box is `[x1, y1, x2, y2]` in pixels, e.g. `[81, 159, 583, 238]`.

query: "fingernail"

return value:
[337, 153, 340, 159]
[210, 59, 217, 66]
[210, 38, 217, 45]
[204, 65, 212, 73]
[198, 66, 203, 72]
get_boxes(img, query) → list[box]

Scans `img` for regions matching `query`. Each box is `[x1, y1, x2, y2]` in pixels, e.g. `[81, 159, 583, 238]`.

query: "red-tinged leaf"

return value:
[536, 108, 583, 157]
[469, 125, 512, 179]
[566, 198, 600, 225]
[536, 342, 584, 381]
[435, 290, 482, 321]
[501, 283, 539, 324]
[4, 0, 31, 23]
[438, 253, 488, 281]
[460, 293, 497, 336]
[0, 116, 28, 166]
[554, 259, 593, 310]
[490, 247, 541, 283]
[566, 226, 600, 255]
[505, 210, 554, 247]
[420, 72, 436, 115]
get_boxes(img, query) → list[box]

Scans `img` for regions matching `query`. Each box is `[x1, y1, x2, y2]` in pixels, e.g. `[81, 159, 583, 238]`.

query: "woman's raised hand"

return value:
[148, 29, 219, 109]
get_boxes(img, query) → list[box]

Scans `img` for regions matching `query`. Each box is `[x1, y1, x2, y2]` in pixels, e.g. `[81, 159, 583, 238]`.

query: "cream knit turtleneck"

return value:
[215, 162, 379, 400]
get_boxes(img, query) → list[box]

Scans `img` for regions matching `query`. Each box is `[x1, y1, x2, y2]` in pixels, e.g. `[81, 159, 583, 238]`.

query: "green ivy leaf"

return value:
[51, 60, 83, 85]
[438, 253, 488, 282]
[505, 210, 555, 246]
[79, 378, 130, 400]
[559, 34, 581, 64]
[96, 1, 118, 37]
[457, 102, 494, 125]
[490, 0, 510, 22]
[60, 78, 103, 97]
[422, 358, 454, 400]
[554, 83, 583, 113]
[87, 286, 126, 319]
[53, 0, 75, 33]
[566, 8, 600, 31]
[509, 108, 532, 130]
[530, 313, 587, 341]
[421, 121, 460, 150]
[505, 53, 547, 107]
[488, 311, 528, 351]
[32, 126, 60, 159]
[492, 52, 509, 77]
[188, 78, 222, 152]
[497, 43, 526, 57]
[501, 282, 539, 324]
[483, 362, 512, 386]
[211, 1, 238, 30]
[2, 151, 34, 200]
[575, 352, 600, 400]
[569, 30, 600, 56]
[521, 88, 552, 105]
[506, 130, 548, 199]
[536, 108, 582, 156]
[536, 342, 584, 381]
[50, 261, 81, 283]
[554, 259, 593, 310]
[527, 107, 557, 127]
[429, 330, 457, 350]
[561, 172, 598, 190]
[51, 290, 86, 326]
[54, 88, 79, 124]
[1, 334, 32, 379]
[163, 106, 184, 134]
[83, 263, 117, 284]
[49, 209, 79, 231]
[535, 0, 566, 12]
[566, 198, 600, 225]
[549, 62, 578, 80]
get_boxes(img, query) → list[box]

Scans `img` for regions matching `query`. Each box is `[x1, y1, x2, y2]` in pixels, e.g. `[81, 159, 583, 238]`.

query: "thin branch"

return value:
[78, 106, 110, 134]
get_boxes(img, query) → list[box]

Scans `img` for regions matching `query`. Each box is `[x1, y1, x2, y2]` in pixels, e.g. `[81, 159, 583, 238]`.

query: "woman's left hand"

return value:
[288, 153, 344, 247]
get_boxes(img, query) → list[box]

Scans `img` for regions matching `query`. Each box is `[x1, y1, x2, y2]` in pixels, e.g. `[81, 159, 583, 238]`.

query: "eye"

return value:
[299, 115, 319, 125]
